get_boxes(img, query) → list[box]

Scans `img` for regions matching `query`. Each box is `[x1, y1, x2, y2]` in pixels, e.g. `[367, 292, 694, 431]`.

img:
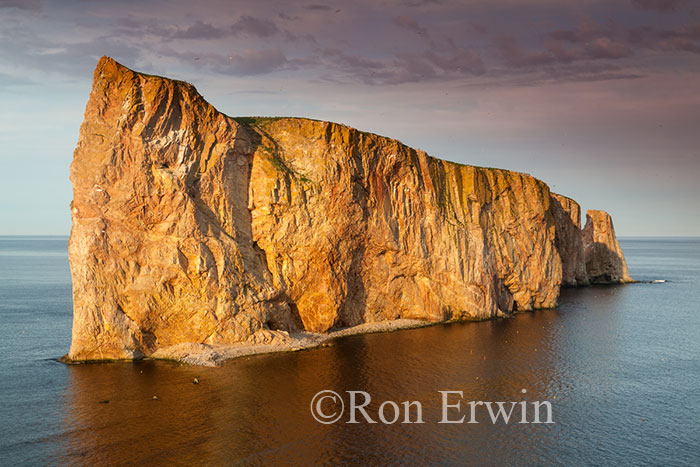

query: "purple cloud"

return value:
[495, 36, 573, 67]
[219, 49, 290, 75]
[0, 0, 41, 10]
[2, 0, 699, 87]
[232, 16, 279, 38]
[495, 32, 632, 78]
[584, 37, 631, 59]
[128, 16, 279, 41]
[631, 0, 689, 12]
[171, 21, 229, 40]
[394, 16, 429, 37]
[305, 4, 332, 11]
[628, 22, 700, 53]
[424, 47, 485, 75]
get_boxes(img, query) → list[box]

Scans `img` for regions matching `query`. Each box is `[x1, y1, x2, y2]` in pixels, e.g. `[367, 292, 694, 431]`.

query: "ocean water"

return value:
[0, 236, 698, 465]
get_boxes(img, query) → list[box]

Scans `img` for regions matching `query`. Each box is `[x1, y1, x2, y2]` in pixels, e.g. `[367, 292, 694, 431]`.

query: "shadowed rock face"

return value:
[550, 194, 589, 287]
[65, 57, 630, 361]
[582, 210, 633, 284]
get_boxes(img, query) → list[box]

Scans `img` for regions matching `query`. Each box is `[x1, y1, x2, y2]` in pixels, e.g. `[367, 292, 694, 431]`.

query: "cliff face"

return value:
[550, 194, 589, 287]
[582, 210, 633, 284]
[247, 118, 563, 333]
[65, 57, 631, 361]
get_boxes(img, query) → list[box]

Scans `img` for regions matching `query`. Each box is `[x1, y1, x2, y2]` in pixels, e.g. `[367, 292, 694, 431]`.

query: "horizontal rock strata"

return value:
[64, 57, 632, 362]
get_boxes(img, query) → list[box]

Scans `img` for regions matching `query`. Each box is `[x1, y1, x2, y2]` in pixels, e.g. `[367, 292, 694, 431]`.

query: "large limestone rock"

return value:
[64, 57, 630, 361]
[582, 210, 633, 284]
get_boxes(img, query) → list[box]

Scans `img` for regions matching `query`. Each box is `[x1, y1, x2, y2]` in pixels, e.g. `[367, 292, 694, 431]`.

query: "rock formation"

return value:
[550, 194, 589, 287]
[582, 210, 633, 284]
[64, 57, 632, 362]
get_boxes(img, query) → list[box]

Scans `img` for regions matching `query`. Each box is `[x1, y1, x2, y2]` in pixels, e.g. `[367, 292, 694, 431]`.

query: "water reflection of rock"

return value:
[57, 362, 221, 464]
[57, 312, 567, 464]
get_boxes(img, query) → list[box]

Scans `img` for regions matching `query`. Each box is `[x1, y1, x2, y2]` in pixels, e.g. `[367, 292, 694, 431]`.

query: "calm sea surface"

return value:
[0, 236, 698, 465]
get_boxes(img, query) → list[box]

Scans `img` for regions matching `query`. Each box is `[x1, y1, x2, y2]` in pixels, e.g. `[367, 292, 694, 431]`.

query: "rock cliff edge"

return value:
[64, 57, 633, 362]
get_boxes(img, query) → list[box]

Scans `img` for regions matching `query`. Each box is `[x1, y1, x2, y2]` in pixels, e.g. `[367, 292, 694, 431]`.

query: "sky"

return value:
[0, 0, 698, 236]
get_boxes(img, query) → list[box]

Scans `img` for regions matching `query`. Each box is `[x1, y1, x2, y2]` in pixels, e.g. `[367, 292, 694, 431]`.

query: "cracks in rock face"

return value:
[67, 58, 633, 361]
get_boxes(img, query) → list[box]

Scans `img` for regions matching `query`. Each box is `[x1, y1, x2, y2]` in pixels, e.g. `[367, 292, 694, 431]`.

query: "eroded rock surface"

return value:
[65, 57, 631, 362]
[550, 194, 589, 287]
[582, 210, 633, 284]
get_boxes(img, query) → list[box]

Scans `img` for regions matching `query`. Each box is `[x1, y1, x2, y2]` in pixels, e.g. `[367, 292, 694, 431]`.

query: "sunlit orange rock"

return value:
[582, 210, 633, 284]
[64, 57, 631, 361]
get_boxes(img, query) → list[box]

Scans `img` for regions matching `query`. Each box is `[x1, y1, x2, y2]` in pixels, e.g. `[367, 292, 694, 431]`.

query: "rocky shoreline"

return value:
[59, 319, 435, 366]
[152, 319, 434, 366]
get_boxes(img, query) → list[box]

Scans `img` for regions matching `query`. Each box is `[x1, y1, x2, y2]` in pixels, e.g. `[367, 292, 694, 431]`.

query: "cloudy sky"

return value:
[1, 0, 698, 235]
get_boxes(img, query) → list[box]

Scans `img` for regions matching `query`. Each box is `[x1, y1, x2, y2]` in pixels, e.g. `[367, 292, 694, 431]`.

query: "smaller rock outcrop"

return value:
[582, 210, 633, 284]
[551, 194, 589, 287]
